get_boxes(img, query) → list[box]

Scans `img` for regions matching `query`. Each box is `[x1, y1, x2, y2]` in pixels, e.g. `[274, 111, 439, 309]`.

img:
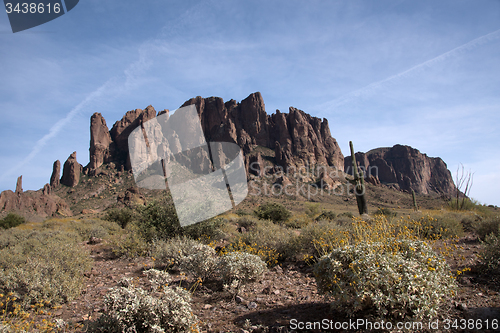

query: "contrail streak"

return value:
[321, 28, 500, 111]
[0, 82, 111, 183]
[0, 2, 212, 186]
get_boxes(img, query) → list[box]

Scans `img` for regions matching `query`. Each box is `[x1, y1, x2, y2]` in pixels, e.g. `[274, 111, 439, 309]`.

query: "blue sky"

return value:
[1, 0, 499, 206]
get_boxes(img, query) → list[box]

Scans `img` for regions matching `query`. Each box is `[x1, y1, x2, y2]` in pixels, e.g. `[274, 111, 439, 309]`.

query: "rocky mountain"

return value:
[344, 144, 456, 195]
[1, 92, 458, 217]
[82, 92, 344, 179]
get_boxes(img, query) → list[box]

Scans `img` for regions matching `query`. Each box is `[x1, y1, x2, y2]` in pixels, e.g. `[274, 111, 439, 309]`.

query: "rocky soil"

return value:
[44, 233, 500, 333]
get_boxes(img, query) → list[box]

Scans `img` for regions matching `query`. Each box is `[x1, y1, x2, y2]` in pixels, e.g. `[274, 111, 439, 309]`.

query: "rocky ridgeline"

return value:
[0, 175, 70, 219]
[344, 145, 456, 195]
[0, 92, 457, 217]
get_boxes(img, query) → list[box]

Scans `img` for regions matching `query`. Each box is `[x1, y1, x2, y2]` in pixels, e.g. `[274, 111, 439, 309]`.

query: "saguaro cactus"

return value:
[412, 189, 418, 211]
[349, 141, 368, 215]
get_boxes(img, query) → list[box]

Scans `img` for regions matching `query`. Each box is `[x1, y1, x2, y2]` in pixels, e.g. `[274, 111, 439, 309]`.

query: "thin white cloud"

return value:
[318, 28, 500, 112]
[0, 2, 211, 184]
[0, 81, 111, 183]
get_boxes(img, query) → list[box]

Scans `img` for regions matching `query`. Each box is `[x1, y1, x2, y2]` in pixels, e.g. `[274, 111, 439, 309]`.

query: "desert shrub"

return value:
[88, 270, 198, 333]
[234, 208, 250, 216]
[0, 292, 65, 332]
[419, 212, 464, 239]
[337, 211, 354, 219]
[480, 233, 500, 271]
[107, 222, 149, 258]
[236, 216, 259, 230]
[284, 214, 311, 229]
[254, 202, 291, 223]
[314, 239, 457, 320]
[0, 213, 25, 229]
[138, 196, 182, 241]
[448, 197, 479, 211]
[374, 207, 397, 218]
[474, 216, 500, 240]
[152, 237, 205, 269]
[0, 229, 92, 307]
[217, 252, 266, 294]
[299, 220, 351, 260]
[178, 243, 217, 281]
[104, 207, 137, 228]
[304, 202, 321, 218]
[183, 217, 225, 242]
[223, 220, 299, 264]
[73, 223, 109, 241]
[315, 210, 336, 221]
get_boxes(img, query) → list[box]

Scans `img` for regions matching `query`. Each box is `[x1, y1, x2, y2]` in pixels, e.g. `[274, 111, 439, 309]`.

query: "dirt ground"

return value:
[41, 231, 499, 333]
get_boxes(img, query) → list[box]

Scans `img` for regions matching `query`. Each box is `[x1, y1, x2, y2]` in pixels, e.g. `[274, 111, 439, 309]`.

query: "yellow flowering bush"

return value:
[314, 239, 457, 320]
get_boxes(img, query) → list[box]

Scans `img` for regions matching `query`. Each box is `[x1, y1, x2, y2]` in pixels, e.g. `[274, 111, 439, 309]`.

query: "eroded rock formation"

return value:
[182, 92, 345, 171]
[0, 177, 71, 217]
[61, 152, 82, 187]
[50, 160, 61, 187]
[344, 144, 456, 195]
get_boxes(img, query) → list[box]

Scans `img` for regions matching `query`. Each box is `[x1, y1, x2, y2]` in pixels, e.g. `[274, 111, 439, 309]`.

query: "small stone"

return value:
[247, 302, 257, 309]
[273, 265, 283, 273]
[272, 289, 280, 295]
[235, 295, 245, 304]
[204, 304, 212, 309]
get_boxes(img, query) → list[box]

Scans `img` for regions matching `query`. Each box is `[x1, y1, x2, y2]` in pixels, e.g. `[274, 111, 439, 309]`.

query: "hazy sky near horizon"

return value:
[1, 0, 499, 206]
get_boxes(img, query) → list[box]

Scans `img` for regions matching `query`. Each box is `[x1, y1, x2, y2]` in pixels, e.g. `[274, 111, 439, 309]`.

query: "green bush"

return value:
[480, 233, 500, 271]
[107, 222, 149, 258]
[474, 216, 500, 240]
[284, 214, 312, 229]
[254, 202, 291, 223]
[104, 207, 137, 228]
[183, 217, 225, 241]
[236, 220, 300, 262]
[88, 270, 198, 333]
[304, 202, 321, 218]
[420, 212, 464, 239]
[217, 252, 266, 295]
[236, 216, 259, 230]
[314, 239, 457, 319]
[315, 210, 336, 221]
[299, 220, 351, 259]
[374, 207, 397, 218]
[138, 196, 182, 241]
[0, 229, 92, 307]
[234, 208, 250, 216]
[0, 213, 26, 229]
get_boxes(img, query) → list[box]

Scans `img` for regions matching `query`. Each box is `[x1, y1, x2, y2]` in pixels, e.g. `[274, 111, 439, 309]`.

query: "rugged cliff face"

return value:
[344, 144, 456, 195]
[81, 92, 344, 176]
[181, 92, 345, 171]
